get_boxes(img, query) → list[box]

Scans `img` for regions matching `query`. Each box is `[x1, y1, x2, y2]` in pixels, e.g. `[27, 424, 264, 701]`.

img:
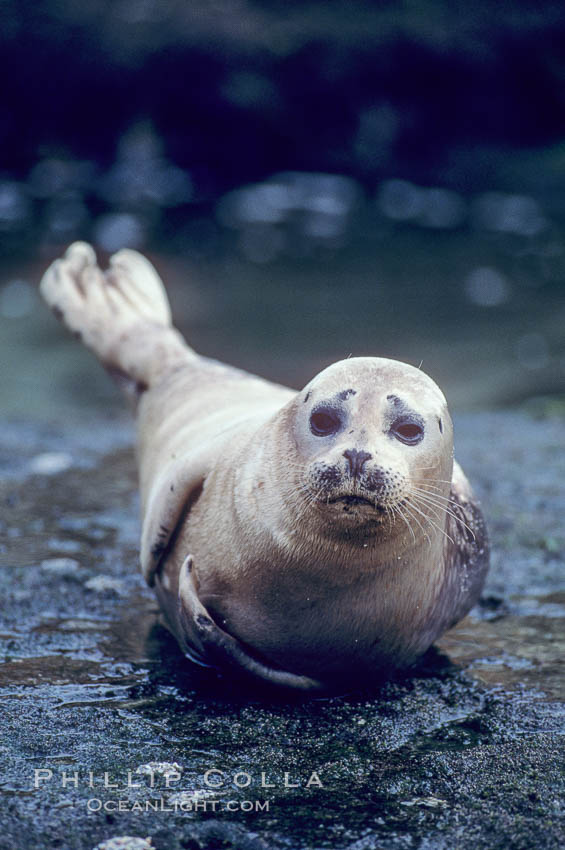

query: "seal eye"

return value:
[310, 407, 342, 437]
[391, 420, 424, 445]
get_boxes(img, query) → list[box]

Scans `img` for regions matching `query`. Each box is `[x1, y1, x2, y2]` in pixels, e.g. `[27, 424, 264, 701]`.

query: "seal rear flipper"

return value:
[40, 242, 192, 390]
[175, 556, 327, 693]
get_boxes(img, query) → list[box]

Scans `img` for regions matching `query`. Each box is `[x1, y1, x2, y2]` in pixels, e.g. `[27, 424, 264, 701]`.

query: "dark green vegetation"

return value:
[3, 1, 565, 198]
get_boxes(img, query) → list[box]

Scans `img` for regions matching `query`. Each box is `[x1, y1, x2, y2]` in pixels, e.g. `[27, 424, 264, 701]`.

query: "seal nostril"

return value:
[343, 449, 372, 478]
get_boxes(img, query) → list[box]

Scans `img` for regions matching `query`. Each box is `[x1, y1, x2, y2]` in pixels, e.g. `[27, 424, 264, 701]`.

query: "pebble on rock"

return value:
[94, 838, 153, 850]
[84, 575, 127, 595]
[40, 557, 80, 576]
[29, 452, 73, 475]
[136, 762, 183, 779]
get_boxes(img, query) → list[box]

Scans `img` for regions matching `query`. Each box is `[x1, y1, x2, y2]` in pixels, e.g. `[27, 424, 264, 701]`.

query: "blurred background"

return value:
[1, 0, 564, 421]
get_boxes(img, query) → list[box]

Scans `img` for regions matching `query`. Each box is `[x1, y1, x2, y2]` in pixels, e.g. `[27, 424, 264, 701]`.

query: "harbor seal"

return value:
[40, 242, 489, 691]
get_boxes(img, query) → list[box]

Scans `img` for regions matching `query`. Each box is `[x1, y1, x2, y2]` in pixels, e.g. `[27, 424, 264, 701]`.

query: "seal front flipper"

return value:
[172, 556, 327, 692]
[140, 455, 210, 586]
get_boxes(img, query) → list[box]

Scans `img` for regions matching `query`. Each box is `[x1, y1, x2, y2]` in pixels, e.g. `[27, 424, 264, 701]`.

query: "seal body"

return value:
[40, 243, 489, 691]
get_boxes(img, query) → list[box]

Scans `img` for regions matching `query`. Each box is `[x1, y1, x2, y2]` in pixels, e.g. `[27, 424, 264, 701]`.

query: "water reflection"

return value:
[464, 266, 511, 307]
[216, 171, 361, 262]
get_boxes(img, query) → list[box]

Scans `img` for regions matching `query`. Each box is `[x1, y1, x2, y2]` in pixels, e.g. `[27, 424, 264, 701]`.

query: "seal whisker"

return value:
[409, 488, 456, 511]
[404, 496, 456, 546]
[291, 481, 328, 521]
[412, 502, 457, 546]
[411, 484, 465, 506]
[408, 489, 446, 523]
[411, 487, 472, 533]
[412, 492, 468, 516]
[407, 493, 455, 545]
[400, 499, 433, 545]
[408, 490, 476, 541]
[391, 503, 417, 546]
[412, 476, 454, 484]
[278, 485, 318, 522]
[412, 482, 456, 496]
[292, 484, 319, 507]
[410, 485, 456, 502]
[413, 489, 472, 517]
[412, 481, 451, 492]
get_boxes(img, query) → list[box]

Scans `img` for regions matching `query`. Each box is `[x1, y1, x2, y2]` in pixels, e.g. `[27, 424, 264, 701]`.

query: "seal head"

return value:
[293, 357, 453, 542]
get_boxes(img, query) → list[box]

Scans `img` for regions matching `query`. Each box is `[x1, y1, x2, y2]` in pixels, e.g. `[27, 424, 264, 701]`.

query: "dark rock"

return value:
[0, 412, 563, 848]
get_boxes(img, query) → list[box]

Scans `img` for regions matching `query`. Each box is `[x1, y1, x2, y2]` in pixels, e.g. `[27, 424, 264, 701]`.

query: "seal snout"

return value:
[343, 448, 372, 478]
[307, 451, 411, 519]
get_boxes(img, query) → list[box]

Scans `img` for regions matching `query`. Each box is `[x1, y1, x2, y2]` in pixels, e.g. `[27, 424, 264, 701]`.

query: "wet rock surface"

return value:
[1, 412, 564, 850]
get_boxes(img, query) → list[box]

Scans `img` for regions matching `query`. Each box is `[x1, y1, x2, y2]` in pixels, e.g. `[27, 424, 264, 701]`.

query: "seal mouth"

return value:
[329, 494, 375, 507]
[325, 494, 389, 516]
